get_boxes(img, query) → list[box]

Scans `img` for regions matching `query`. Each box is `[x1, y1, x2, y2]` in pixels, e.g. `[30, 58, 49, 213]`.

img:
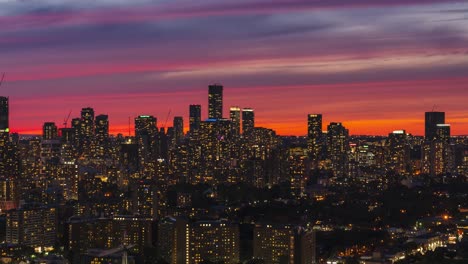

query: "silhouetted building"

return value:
[0, 96, 8, 133]
[42, 122, 58, 140]
[189, 105, 201, 132]
[135, 115, 158, 167]
[173, 116, 184, 144]
[242, 108, 254, 135]
[425, 111, 445, 140]
[208, 84, 223, 119]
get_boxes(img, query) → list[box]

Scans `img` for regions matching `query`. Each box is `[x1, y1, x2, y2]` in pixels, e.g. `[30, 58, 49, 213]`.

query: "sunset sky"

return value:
[1, 0, 468, 136]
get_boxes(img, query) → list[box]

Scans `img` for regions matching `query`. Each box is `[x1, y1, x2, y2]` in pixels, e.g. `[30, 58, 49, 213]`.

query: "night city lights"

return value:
[1, 0, 468, 264]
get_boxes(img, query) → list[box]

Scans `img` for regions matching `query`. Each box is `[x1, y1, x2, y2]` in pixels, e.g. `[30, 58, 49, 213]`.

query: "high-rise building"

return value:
[134, 179, 157, 219]
[135, 115, 158, 166]
[425, 111, 445, 140]
[68, 215, 152, 258]
[436, 124, 451, 143]
[242, 108, 254, 135]
[80, 107, 95, 138]
[254, 224, 316, 264]
[6, 206, 57, 252]
[173, 116, 184, 144]
[327, 122, 349, 177]
[0, 96, 9, 133]
[42, 122, 58, 140]
[307, 114, 322, 161]
[80, 107, 95, 156]
[172, 219, 240, 264]
[423, 124, 452, 177]
[230, 106, 241, 136]
[208, 84, 223, 119]
[189, 105, 201, 132]
[71, 118, 81, 150]
[386, 130, 410, 175]
[157, 217, 177, 264]
[0, 97, 10, 175]
[94, 115, 109, 159]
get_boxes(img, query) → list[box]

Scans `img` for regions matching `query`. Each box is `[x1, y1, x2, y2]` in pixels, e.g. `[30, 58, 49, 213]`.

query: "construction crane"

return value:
[0, 73, 5, 88]
[163, 109, 171, 129]
[63, 110, 72, 128]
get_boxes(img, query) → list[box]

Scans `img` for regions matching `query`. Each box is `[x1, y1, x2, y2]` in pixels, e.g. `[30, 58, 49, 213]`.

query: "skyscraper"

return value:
[0, 96, 8, 133]
[80, 107, 95, 138]
[135, 115, 159, 168]
[94, 114, 109, 158]
[208, 84, 223, 119]
[307, 114, 322, 161]
[386, 130, 410, 175]
[425, 111, 445, 140]
[0, 97, 10, 176]
[230, 106, 241, 136]
[327, 122, 349, 177]
[173, 116, 184, 144]
[242, 108, 254, 135]
[189, 105, 201, 132]
[42, 122, 58, 140]
[80, 107, 95, 156]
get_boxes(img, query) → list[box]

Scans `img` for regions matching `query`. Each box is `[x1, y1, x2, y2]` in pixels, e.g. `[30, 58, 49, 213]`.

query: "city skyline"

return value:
[2, 0, 468, 136]
[1, 86, 466, 137]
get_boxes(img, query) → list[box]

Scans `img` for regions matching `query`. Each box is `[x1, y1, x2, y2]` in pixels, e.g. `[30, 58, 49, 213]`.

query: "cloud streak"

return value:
[1, 0, 468, 135]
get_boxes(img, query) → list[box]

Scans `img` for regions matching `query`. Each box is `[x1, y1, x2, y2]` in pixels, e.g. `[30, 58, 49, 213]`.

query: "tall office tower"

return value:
[173, 116, 184, 144]
[307, 114, 322, 161]
[71, 118, 81, 150]
[288, 151, 308, 197]
[230, 106, 241, 136]
[80, 107, 95, 138]
[386, 130, 410, 175]
[208, 84, 223, 119]
[135, 115, 158, 166]
[327, 122, 349, 177]
[423, 124, 452, 176]
[80, 107, 95, 155]
[0, 97, 10, 174]
[254, 224, 316, 264]
[0, 96, 8, 133]
[6, 206, 57, 251]
[42, 122, 58, 140]
[242, 108, 255, 135]
[189, 104, 202, 132]
[425, 111, 445, 140]
[94, 115, 109, 159]
[195, 119, 233, 185]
